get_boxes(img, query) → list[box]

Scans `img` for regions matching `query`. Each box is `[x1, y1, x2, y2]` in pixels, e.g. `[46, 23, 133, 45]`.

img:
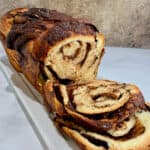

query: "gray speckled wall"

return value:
[0, 0, 150, 48]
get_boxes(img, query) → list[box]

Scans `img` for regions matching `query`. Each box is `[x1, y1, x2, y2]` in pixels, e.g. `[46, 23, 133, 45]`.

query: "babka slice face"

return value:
[0, 8, 105, 92]
[55, 110, 150, 150]
[66, 80, 143, 114]
[44, 80, 145, 132]
[47, 80, 149, 150]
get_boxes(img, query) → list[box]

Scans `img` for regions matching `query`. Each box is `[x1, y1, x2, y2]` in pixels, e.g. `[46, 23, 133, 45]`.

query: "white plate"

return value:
[0, 47, 150, 150]
[0, 58, 78, 150]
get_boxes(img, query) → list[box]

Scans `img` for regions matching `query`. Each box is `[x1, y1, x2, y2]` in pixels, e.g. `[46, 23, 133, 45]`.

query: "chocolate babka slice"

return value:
[44, 80, 145, 132]
[55, 110, 150, 150]
[0, 8, 105, 92]
[44, 80, 150, 149]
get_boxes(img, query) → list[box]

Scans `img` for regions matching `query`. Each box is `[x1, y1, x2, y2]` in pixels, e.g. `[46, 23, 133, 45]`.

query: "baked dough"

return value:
[44, 79, 146, 132]
[56, 110, 150, 150]
[1, 7, 149, 150]
[0, 8, 105, 93]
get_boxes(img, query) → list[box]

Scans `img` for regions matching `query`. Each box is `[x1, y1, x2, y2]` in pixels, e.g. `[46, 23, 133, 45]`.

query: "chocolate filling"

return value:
[56, 116, 145, 142]
[82, 134, 109, 149]
[47, 66, 72, 85]
[80, 43, 91, 67]
[53, 86, 64, 104]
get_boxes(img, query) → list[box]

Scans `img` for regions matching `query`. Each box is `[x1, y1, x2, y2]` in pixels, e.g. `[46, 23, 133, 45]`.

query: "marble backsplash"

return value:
[0, 0, 150, 48]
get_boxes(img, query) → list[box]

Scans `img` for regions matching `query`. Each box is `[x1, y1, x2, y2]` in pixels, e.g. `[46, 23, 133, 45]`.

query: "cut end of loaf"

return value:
[44, 33, 105, 83]
[50, 79, 149, 150]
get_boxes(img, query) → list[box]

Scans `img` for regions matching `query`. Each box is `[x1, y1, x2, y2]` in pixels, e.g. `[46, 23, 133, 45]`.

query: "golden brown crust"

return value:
[43, 81, 66, 116]
[0, 8, 28, 72]
[61, 126, 105, 150]
[0, 8, 28, 37]
[2, 45, 22, 72]
[5, 8, 99, 61]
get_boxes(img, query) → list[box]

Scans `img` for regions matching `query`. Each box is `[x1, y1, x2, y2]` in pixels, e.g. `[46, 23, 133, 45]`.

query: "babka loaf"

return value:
[1, 7, 149, 150]
[0, 8, 105, 92]
[44, 80, 150, 150]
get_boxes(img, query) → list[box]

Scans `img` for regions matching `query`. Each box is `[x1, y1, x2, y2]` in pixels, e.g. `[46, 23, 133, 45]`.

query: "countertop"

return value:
[0, 44, 150, 150]
[0, 43, 43, 150]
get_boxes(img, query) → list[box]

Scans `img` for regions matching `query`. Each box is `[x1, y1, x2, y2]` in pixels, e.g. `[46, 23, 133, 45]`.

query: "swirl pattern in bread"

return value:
[44, 80, 146, 132]
[44, 80, 150, 150]
[0, 8, 105, 92]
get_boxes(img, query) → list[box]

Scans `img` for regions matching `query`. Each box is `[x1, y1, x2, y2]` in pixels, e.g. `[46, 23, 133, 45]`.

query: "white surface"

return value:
[0, 44, 150, 150]
[0, 44, 43, 150]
